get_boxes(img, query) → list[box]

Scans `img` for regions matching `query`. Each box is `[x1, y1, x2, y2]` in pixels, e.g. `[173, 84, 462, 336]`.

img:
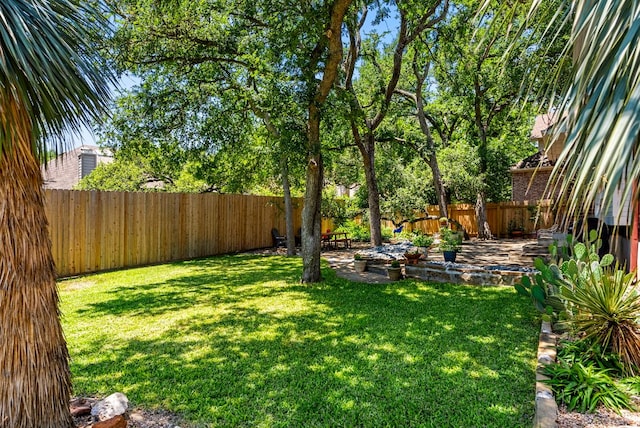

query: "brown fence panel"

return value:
[44, 190, 303, 277]
[379, 200, 555, 238]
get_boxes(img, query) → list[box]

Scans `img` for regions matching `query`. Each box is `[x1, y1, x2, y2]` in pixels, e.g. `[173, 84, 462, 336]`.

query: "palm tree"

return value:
[0, 1, 113, 426]
[550, 0, 640, 226]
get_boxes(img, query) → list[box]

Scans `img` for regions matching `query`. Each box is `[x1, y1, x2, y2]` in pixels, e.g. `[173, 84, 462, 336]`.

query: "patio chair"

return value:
[295, 227, 302, 246]
[271, 228, 287, 248]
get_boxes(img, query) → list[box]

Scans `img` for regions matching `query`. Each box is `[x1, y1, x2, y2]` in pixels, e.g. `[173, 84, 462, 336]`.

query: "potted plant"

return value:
[439, 227, 461, 262]
[507, 219, 525, 238]
[353, 254, 367, 273]
[387, 260, 402, 280]
[411, 233, 434, 258]
[438, 217, 449, 228]
[403, 249, 422, 265]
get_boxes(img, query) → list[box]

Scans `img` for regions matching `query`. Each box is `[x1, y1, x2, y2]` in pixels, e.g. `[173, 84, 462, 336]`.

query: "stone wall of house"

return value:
[511, 167, 554, 202]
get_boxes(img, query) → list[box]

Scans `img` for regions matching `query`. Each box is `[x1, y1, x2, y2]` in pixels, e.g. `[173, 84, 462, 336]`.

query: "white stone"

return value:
[91, 392, 129, 421]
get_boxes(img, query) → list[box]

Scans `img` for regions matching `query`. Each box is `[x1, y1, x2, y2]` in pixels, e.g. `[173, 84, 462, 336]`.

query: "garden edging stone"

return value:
[534, 320, 558, 428]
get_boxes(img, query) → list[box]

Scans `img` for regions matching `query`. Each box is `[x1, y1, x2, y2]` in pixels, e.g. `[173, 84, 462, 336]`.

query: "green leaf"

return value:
[600, 254, 614, 267]
[514, 283, 529, 297]
[566, 260, 578, 278]
[531, 284, 546, 303]
[574, 243, 586, 260]
[534, 257, 547, 271]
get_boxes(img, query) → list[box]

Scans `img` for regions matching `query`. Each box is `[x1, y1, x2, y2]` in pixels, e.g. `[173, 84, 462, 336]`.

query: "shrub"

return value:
[381, 226, 393, 241]
[556, 339, 625, 376]
[411, 232, 434, 248]
[561, 266, 640, 375]
[544, 360, 633, 413]
[544, 338, 638, 413]
[516, 230, 640, 375]
[515, 231, 640, 375]
[439, 227, 460, 252]
[336, 220, 370, 242]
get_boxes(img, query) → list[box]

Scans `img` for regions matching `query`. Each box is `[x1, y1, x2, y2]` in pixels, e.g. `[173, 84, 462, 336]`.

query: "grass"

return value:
[59, 255, 539, 427]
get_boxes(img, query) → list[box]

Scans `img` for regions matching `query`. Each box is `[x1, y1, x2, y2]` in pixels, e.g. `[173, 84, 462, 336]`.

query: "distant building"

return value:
[41, 145, 113, 189]
[510, 114, 564, 202]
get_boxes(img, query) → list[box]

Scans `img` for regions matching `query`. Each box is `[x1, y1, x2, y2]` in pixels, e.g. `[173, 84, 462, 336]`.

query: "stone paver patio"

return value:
[322, 238, 542, 283]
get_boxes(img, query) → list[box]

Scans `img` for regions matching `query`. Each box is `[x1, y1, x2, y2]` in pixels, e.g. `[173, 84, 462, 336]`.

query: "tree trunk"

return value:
[360, 133, 383, 246]
[0, 140, 74, 427]
[301, 106, 324, 283]
[473, 74, 492, 240]
[429, 150, 448, 219]
[281, 159, 296, 256]
[475, 191, 492, 239]
[300, 0, 351, 283]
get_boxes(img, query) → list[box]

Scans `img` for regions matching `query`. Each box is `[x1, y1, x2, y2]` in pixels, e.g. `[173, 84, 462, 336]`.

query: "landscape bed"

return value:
[59, 254, 539, 427]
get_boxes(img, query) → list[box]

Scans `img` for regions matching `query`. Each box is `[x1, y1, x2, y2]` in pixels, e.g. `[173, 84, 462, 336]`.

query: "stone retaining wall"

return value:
[403, 261, 534, 286]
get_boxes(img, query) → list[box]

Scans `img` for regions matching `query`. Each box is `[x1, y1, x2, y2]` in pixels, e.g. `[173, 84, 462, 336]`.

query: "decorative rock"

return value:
[91, 393, 129, 421]
[70, 397, 92, 416]
[92, 414, 127, 428]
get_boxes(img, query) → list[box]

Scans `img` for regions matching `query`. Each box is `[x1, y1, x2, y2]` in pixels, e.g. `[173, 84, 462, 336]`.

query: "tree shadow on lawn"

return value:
[72, 254, 304, 317]
[66, 256, 540, 427]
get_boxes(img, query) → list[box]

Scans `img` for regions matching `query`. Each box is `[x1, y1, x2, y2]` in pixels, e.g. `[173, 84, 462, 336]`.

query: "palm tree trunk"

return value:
[0, 116, 74, 427]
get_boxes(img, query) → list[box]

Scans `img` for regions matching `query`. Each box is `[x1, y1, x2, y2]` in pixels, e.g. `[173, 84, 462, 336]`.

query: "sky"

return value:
[70, 73, 140, 149]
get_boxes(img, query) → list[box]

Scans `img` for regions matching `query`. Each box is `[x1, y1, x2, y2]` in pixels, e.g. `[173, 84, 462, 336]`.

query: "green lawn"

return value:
[59, 255, 539, 427]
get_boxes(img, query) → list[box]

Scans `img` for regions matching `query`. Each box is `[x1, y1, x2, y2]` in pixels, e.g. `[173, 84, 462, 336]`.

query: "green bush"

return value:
[561, 265, 640, 375]
[381, 226, 393, 241]
[556, 339, 625, 376]
[543, 338, 639, 413]
[439, 227, 460, 252]
[544, 360, 633, 413]
[335, 220, 370, 242]
[411, 232, 434, 248]
[517, 231, 640, 375]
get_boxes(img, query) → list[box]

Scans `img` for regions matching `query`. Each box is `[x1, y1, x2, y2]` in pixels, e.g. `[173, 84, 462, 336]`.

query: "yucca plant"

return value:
[0, 1, 113, 427]
[561, 266, 640, 376]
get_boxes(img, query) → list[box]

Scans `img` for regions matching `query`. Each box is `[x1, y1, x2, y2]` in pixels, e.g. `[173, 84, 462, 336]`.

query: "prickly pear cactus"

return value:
[514, 230, 614, 326]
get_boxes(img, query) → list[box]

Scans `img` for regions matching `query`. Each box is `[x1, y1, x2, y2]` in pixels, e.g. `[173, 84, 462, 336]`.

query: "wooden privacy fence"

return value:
[44, 190, 303, 277]
[381, 200, 556, 237]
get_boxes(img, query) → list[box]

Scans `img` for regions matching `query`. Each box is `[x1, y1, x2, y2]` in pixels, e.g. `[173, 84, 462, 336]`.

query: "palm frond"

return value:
[480, 0, 640, 225]
[554, 0, 640, 226]
[0, 0, 115, 161]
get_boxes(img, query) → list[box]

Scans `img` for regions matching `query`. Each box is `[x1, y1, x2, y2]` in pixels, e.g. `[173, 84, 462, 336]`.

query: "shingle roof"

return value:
[530, 113, 559, 140]
[514, 151, 555, 169]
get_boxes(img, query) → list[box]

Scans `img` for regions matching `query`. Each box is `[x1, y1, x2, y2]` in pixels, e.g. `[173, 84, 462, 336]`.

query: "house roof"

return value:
[41, 145, 113, 189]
[530, 113, 559, 140]
[513, 151, 555, 170]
